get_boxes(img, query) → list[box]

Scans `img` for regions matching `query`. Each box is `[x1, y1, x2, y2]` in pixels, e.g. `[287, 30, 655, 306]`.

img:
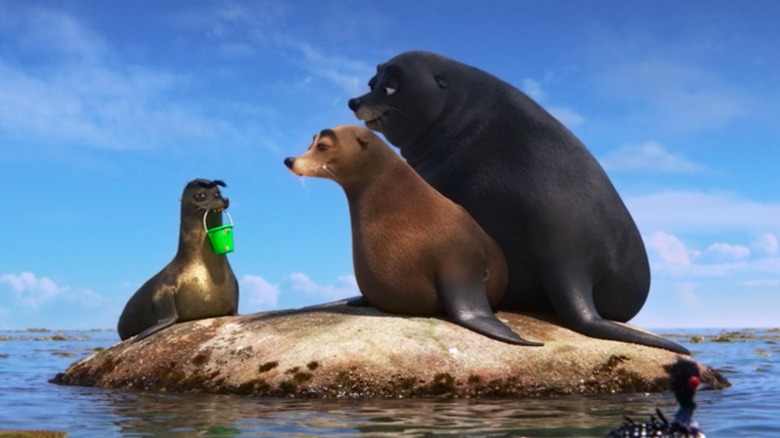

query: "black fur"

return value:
[190, 178, 227, 189]
[349, 51, 688, 354]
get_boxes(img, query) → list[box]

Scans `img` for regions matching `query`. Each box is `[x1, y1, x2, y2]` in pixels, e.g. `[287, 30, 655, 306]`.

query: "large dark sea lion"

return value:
[284, 125, 541, 345]
[117, 179, 239, 341]
[348, 51, 688, 354]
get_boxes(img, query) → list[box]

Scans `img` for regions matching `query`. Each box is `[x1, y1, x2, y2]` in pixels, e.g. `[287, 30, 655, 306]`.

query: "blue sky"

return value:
[1, 1, 778, 330]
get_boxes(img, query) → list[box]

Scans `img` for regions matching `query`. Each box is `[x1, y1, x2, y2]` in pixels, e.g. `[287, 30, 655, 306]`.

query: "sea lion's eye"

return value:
[316, 143, 329, 152]
[194, 193, 207, 201]
[385, 87, 397, 96]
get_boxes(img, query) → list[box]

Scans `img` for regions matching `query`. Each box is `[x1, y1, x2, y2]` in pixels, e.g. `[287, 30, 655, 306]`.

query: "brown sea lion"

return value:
[117, 179, 238, 342]
[284, 125, 540, 345]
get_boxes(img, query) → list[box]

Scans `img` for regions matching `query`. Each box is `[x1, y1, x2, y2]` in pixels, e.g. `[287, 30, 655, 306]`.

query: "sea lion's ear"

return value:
[435, 75, 448, 89]
[356, 130, 371, 150]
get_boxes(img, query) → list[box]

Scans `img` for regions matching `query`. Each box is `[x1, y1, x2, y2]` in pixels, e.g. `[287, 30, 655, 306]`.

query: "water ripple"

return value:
[1, 328, 778, 437]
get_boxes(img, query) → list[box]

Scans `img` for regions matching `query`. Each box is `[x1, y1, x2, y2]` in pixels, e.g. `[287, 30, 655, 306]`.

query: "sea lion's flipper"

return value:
[345, 296, 370, 307]
[437, 265, 543, 346]
[301, 296, 368, 310]
[544, 270, 690, 355]
[228, 276, 240, 315]
[133, 318, 177, 342]
[132, 286, 179, 342]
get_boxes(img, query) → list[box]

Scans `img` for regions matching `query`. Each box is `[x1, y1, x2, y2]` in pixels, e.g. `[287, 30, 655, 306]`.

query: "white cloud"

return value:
[17, 7, 109, 63]
[520, 77, 583, 129]
[743, 279, 780, 287]
[240, 274, 279, 311]
[600, 141, 709, 173]
[276, 40, 372, 97]
[1, 272, 62, 308]
[752, 233, 779, 256]
[702, 243, 750, 261]
[0, 272, 101, 309]
[0, 62, 211, 150]
[598, 58, 745, 131]
[627, 191, 780, 235]
[288, 272, 360, 301]
[0, 7, 249, 151]
[634, 277, 780, 329]
[645, 231, 691, 268]
[181, 2, 372, 97]
[747, 257, 780, 274]
[172, 0, 289, 41]
[677, 283, 701, 307]
[548, 107, 585, 128]
[522, 78, 546, 101]
[644, 233, 754, 278]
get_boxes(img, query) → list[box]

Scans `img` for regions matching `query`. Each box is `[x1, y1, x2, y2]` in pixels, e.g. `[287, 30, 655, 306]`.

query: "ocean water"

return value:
[0, 328, 777, 437]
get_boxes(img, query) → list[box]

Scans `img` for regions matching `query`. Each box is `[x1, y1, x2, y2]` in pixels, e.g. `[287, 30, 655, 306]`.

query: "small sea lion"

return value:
[348, 51, 688, 354]
[284, 125, 541, 346]
[117, 179, 238, 342]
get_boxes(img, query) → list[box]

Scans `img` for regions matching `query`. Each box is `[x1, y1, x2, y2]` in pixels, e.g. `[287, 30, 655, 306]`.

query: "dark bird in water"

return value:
[606, 358, 705, 438]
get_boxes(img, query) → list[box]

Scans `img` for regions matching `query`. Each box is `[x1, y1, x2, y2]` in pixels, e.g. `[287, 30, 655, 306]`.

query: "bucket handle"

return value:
[203, 210, 233, 232]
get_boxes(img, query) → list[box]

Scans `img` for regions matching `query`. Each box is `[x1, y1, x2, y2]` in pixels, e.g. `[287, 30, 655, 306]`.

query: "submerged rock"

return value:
[53, 302, 729, 398]
[0, 432, 67, 438]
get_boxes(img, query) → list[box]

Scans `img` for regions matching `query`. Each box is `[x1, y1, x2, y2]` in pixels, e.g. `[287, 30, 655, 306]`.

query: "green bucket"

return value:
[204, 211, 234, 255]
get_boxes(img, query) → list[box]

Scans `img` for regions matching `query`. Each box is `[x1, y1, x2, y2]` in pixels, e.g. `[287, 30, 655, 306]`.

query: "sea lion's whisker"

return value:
[322, 164, 338, 181]
[382, 104, 404, 116]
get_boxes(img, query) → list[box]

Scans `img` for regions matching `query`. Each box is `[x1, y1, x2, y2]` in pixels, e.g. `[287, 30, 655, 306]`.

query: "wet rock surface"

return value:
[53, 302, 730, 398]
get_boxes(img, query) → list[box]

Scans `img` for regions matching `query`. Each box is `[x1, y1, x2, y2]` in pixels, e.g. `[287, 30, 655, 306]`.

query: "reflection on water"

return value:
[1, 328, 778, 437]
[6, 385, 707, 437]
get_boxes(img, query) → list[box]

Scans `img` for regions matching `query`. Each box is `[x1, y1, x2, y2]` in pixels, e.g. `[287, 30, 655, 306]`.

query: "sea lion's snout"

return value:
[348, 97, 361, 112]
[348, 96, 373, 122]
[286, 154, 322, 177]
[348, 95, 387, 129]
[284, 157, 305, 176]
[210, 195, 229, 213]
[210, 204, 227, 214]
[286, 128, 351, 180]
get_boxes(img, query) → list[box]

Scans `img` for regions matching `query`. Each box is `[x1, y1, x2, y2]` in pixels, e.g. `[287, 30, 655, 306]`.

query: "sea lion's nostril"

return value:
[348, 98, 361, 112]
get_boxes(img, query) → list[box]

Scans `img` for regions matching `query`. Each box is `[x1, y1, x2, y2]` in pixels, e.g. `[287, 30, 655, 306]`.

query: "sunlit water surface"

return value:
[0, 328, 777, 437]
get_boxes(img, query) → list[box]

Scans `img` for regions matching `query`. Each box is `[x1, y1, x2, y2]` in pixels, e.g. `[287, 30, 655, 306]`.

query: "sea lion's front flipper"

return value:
[133, 286, 179, 342]
[437, 266, 543, 346]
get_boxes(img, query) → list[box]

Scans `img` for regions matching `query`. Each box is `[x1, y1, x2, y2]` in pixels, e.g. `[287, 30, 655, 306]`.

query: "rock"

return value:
[0, 432, 67, 438]
[52, 302, 729, 397]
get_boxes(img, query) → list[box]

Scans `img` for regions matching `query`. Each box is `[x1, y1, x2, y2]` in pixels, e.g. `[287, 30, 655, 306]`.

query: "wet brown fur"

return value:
[286, 126, 538, 345]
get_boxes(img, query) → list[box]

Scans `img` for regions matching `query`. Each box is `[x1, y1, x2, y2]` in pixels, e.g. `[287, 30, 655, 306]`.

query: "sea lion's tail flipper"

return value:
[345, 296, 370, 307]
[301, 296, 369, 310]
[547, 275, 690, 355]
[132, 286, 179, 343]
[437, 268, 543, 346]
[574, 315, 689, 355]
